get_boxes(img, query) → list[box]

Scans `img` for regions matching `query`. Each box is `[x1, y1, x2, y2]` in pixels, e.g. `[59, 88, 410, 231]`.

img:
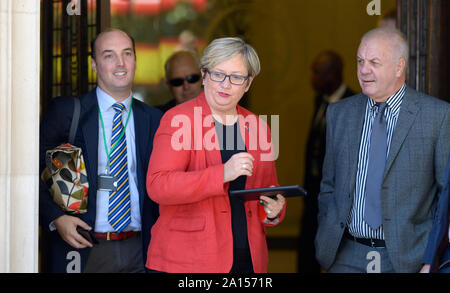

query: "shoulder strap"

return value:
[68, 97, 81, 144]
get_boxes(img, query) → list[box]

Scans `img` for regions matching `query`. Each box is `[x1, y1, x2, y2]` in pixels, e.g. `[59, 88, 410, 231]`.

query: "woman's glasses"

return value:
[204, 69, 249, 85]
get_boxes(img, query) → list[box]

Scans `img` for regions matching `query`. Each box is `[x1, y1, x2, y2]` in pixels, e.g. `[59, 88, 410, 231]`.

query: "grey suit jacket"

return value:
[315, 86, 450, 273]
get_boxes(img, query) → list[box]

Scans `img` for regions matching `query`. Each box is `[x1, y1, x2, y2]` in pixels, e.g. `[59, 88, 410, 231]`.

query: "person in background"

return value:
[377, 9, 397, 29]
[158, 51, 203, 113]
[297, 50, 354, 273]
[146, 37, 286, 273]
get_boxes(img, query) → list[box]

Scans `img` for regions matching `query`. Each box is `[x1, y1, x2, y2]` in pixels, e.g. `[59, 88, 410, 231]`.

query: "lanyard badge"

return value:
[97, 174, 118, 191]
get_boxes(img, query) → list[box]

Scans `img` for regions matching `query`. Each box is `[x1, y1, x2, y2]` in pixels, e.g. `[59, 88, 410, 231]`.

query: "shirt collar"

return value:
[368, 83, 406, 117]
[96, 87, 133, 112]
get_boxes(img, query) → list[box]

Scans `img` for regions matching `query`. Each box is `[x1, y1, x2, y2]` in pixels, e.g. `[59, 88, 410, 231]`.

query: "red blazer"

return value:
[145, 92, 285, 273]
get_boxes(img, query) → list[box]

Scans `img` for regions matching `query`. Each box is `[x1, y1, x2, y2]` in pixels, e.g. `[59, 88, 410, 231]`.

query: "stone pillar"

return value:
[0, 0, 40, 273]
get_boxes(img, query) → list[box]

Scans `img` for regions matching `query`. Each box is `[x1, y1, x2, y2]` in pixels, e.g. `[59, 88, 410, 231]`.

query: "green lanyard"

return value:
[98, 98, 133, 174]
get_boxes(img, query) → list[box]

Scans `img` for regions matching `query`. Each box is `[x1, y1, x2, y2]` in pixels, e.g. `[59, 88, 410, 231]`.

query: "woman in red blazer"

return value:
[146, 37, 286, 273]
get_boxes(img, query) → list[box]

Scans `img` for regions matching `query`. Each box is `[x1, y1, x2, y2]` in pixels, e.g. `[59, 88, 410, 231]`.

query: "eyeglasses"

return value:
[168, 74, 201, 87]
[204, 69, 249, 85]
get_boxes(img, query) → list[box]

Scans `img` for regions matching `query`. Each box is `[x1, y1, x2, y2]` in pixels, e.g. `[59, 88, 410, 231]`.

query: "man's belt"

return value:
[94, 231, 140, 241]
[344, 229, 386, 248]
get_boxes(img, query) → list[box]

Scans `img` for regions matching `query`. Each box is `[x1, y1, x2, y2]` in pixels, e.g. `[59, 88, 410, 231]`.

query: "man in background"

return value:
[298, 50, 354, 272]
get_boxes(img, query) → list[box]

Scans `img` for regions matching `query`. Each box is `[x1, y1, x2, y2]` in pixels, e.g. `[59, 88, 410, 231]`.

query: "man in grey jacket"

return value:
[315, 27, 450, 273]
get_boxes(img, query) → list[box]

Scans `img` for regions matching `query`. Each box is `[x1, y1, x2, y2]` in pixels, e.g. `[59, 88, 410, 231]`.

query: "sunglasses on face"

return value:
[168, 74, 201, 87]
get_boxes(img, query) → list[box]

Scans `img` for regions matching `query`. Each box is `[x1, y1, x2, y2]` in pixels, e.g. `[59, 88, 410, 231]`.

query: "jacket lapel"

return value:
[80, 89, 99, 193]
[346, 95, 366, 193]
[78, 89, 99, 223]
[384, 86, 419, 178]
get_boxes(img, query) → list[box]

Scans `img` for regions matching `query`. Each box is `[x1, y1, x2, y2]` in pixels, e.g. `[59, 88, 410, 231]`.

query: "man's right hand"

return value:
[53, 215, 93, 249]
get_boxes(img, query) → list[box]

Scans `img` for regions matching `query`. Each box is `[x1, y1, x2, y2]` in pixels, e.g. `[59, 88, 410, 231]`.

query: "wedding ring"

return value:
[241, 164, 247, 170]
[267, 210, 271, 214]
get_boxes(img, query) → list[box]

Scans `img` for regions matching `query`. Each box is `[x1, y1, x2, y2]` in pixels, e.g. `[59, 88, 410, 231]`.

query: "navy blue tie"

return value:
[364, 102, 388, 230]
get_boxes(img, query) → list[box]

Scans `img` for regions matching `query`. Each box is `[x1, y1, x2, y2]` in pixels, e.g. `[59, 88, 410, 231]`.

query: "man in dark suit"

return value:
[421, 152, 450, 273]
[315, 27, 450, 272]
[298, 51, 354, 273]
[39, 29, 162, 272]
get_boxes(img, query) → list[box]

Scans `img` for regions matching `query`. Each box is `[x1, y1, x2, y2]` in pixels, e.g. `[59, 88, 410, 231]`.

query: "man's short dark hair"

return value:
[90, 29, 136, 60]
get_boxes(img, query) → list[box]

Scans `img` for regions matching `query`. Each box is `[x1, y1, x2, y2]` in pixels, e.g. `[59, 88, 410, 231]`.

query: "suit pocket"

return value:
[169, 216, 206, 232]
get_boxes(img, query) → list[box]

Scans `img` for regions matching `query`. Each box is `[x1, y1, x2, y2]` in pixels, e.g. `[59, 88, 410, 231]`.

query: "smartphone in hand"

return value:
[76, 226, 98, 245]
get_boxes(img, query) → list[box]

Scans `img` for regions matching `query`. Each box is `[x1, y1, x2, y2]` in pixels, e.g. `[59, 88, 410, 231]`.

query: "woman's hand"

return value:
[260, 194, 285, 219]
[223, 152, 255, 183]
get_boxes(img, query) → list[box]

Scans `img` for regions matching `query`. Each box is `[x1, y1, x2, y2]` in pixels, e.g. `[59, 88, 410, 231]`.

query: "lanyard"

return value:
[98, 98, 133, 174]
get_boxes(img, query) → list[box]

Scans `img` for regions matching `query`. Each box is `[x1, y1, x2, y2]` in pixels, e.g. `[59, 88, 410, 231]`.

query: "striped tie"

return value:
[108, 103, 131, 233]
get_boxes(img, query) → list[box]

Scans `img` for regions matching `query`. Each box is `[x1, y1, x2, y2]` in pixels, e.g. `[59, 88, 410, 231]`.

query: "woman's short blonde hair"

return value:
[200, 37, 261, 77]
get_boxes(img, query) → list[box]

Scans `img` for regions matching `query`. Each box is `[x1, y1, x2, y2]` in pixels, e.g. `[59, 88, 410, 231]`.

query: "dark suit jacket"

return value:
[315, 85, 450, 272]
[39, 88, 162, 273]
[423, 151, 450, 272]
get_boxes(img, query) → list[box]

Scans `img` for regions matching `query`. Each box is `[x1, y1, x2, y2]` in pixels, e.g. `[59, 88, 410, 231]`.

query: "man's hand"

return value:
[223, 152, 255, 183]
[53, 215, 93, 249]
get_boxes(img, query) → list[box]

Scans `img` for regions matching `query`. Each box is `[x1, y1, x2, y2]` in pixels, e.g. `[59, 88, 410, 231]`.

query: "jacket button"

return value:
[248, 210, 252, 217]
[340, 222, 344, 229]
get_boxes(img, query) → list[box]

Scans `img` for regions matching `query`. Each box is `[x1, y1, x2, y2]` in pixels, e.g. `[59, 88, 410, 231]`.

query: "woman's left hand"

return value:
[259, 194, 285, 219]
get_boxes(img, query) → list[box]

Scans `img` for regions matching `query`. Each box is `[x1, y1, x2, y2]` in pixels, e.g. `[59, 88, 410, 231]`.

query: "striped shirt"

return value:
[347, 84, 406, 240]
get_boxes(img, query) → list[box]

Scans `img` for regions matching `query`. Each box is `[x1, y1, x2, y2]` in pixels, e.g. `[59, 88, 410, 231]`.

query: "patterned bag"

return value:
[41, 97, 89, 214]
[41, 144, 89, 214]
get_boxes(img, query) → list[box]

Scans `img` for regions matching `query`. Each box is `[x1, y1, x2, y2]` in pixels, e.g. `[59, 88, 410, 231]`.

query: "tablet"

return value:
[229, 185, 307, 201]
